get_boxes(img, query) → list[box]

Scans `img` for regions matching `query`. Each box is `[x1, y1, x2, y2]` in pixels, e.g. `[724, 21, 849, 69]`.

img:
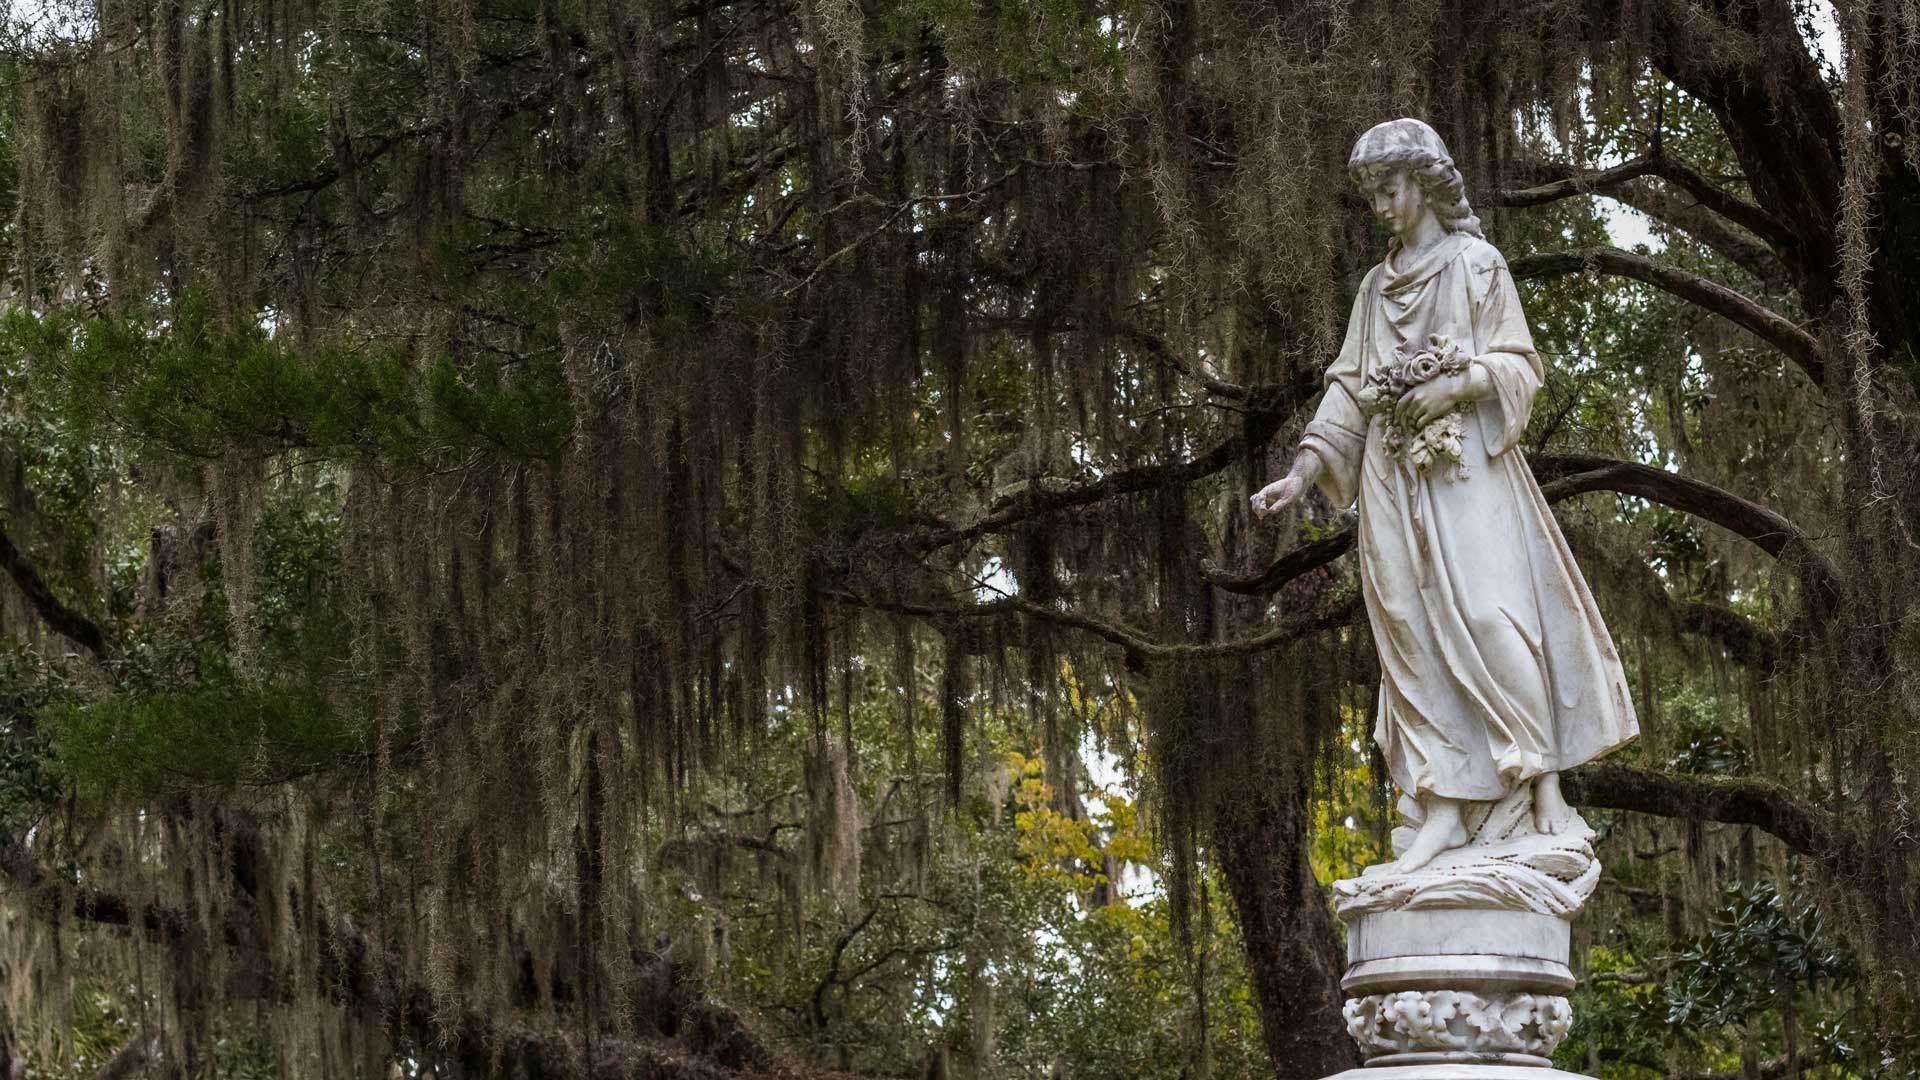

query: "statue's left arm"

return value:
[1465, 247, 1545, 457]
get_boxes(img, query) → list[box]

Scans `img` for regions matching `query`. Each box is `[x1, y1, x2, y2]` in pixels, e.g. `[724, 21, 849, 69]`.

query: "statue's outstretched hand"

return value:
[1253, 451, 1324, 518]
[1251, 475, 1306, 517]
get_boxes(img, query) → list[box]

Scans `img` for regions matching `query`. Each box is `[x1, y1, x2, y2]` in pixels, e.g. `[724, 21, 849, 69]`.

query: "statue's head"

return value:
[1347, 119, 1483, 240]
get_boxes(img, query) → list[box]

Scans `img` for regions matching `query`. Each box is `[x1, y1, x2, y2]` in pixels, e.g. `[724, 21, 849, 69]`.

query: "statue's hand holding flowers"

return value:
[1355, 334, 1477, 477]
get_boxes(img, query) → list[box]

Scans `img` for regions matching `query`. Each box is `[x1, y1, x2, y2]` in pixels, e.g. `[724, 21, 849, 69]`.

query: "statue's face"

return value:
[1363, 167, 1430, 241]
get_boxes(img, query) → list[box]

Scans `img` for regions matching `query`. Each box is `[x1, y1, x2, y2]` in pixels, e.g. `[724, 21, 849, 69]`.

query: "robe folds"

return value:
[1301, 231, 1638, 803]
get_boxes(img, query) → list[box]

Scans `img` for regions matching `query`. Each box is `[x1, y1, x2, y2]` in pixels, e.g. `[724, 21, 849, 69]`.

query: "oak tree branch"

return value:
[1507, 247, 1828, 384]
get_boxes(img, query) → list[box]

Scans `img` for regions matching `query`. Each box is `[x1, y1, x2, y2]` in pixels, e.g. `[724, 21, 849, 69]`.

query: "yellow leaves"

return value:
[1309, 703, 1393, 885]
[1056, 656, 1138, 731]
[1003, 748, 1151, 899]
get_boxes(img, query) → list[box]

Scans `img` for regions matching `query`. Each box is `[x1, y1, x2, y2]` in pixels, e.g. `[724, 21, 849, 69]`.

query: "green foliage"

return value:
[0, 648, 82, 833]
[1668, 879, 1857, 1029]
[43, 677, 365, 806]
[0, 296, 578, 466]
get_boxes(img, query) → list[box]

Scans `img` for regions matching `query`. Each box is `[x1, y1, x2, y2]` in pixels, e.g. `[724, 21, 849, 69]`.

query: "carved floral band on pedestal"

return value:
[1343, 990, 1572, 1059]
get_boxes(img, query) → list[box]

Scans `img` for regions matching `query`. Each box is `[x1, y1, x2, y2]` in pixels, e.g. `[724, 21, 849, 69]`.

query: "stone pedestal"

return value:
[1318, 1068, 1595, 1080]
[1340, 909, 1574, 1068]
[1318, 788, 1603, 1077]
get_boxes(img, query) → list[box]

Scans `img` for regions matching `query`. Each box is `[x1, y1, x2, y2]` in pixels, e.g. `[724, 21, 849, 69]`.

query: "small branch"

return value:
[812, 905, 882, 1029]
[1120, 325, 1252, 401]
[247, 125, 423, 200]
[1508, 247, 1828, 385]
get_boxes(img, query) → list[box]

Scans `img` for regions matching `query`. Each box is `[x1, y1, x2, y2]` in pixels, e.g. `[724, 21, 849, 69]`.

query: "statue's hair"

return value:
[1348, 118, 1484, 239]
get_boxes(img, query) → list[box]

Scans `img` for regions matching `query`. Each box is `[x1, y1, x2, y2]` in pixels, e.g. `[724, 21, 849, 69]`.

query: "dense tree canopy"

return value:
[0, 0, 1916, 1077]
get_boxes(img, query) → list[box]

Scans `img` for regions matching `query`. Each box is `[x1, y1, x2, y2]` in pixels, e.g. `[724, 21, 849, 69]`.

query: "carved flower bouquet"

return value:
[1354, 333, 1473, 476]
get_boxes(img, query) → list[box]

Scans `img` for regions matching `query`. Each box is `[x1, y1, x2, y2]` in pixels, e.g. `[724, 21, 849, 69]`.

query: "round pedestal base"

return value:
[1321, 1066, 1595, 1079]
[1340, 910, 1576, 1066]
[1367, 1052, 1554, 1068]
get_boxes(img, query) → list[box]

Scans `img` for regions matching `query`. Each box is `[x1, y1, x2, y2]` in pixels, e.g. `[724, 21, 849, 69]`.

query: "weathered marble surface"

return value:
[1276, 119, 1625, 1080]
[1348, 908, 1568, 966]
[1255, 117, 1637, 888]
[1343, 908, 1574, 1003]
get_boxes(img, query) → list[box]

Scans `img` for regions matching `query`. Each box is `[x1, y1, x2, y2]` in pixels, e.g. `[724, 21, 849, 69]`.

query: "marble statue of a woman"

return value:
[1253, 118, 1639, 878]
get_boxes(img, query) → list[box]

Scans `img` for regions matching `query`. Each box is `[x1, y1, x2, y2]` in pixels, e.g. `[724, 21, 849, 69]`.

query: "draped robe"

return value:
[1302, 231, 1638, 802]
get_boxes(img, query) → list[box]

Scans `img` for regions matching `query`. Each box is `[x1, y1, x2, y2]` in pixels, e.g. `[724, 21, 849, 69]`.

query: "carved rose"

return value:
[1357, 333, 1474, 477]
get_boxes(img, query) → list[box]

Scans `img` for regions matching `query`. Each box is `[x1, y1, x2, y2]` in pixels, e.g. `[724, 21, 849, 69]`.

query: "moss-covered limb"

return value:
[1508, 247, 1829, 384]
[1203, 528, 1355, 596]
[1209, 452, 1839, 612]
[1500, 153, 1799, 262]
[1634, 154, 1806, 262]
[1562, 526, 1781, 673]
[835, 586, 1360, 670]
[0, 836, 824, 1080]
[0, 518, 109, 660]
[1499, 155, 1664, 209]
[901, 406, 1289, 556]
[1530, 453, 1845, 612]
[1501, 158, 1785, 285]
[1601, 179, 1784, 286]
[0, 833, 180, 943]
[1673, 599, 1777, 672]
[1561, 762, 1839, 856]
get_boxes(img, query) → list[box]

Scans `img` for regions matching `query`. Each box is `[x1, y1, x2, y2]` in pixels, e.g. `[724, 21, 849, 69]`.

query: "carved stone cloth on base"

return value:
[1334, 786, 1600, 919]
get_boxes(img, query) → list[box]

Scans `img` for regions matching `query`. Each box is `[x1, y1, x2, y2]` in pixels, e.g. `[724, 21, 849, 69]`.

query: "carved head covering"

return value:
[1348, 118, 1484, 239]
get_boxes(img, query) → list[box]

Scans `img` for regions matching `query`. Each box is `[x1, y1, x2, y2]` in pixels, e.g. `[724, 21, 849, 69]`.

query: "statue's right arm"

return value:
[1256, 273, 1375, 518]
[1251, 448, 1326, 516]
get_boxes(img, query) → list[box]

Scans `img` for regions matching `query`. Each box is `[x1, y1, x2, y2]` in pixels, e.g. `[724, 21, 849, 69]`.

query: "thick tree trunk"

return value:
[0, 967, 18, 1080]
[1200, 296, 1358, 1079]
[1210, 752, 1356, 1079]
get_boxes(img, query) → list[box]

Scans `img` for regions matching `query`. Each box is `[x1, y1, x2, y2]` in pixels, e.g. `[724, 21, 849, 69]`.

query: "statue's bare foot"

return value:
[1533, 772, 1573, 834]
[1365, 797, 1468, 875]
